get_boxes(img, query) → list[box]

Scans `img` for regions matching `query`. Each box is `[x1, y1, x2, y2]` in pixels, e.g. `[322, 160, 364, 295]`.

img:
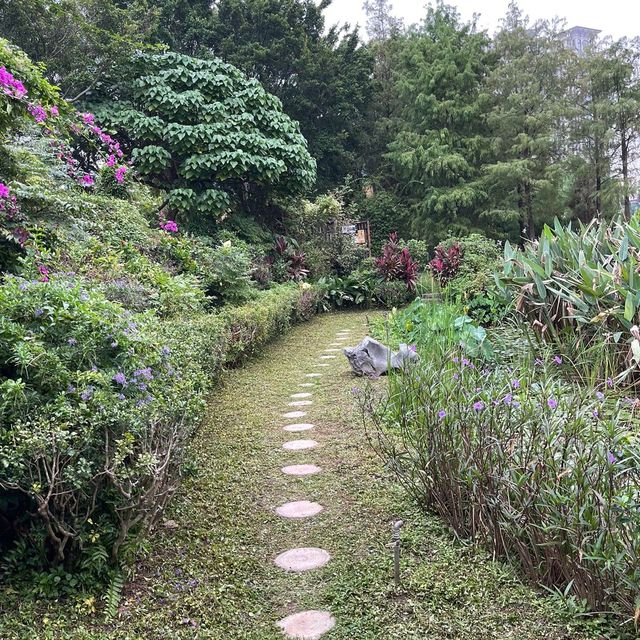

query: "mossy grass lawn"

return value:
[0, 312, 608, 639]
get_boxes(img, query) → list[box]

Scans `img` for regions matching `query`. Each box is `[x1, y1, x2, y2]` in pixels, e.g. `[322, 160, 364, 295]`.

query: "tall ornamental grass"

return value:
[365, 349, 640, 624]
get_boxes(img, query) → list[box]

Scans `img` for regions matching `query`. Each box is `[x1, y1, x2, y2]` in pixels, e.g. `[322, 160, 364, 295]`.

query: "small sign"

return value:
[341, 225, 357, 235]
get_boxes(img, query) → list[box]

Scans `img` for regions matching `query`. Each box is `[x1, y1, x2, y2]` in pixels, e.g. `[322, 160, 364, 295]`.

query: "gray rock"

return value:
[343, 337, 418, 377]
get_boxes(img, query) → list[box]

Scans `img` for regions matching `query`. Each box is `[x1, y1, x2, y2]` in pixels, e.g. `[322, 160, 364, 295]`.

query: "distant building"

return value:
[561, 26, 601, 54]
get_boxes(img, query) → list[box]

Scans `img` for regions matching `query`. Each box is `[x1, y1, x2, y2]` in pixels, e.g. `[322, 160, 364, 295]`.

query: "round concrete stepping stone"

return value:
[291, 392, 313, 398]
[299, 383, 316, 388]
[283, 439, 318, 451]
[274, 547, 331, 572]
[288, 400, 313, 407]
[283, 410, 307, 419]
[281, 463, 322, 476]
[283, 423, 314, 432]
[275, 500, 324, 518]
[305, 373, 322, 378]
[277, 610, 335, 639]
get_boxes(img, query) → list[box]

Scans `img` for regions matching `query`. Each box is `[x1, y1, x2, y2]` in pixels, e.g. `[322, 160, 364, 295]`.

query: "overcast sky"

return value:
[323, 0, 639, 40]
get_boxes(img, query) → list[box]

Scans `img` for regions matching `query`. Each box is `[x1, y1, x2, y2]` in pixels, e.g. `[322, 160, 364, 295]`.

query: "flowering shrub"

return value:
[375, 232, 420, 290]
[0, 182, 29, 250]
[428, 242, 462, 285]
[0, 277, 201, 579]
[364, 337, 640, 626]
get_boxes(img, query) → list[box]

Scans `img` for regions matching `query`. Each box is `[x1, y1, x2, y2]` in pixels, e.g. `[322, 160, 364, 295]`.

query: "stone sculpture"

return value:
[343, 337, 418, 377]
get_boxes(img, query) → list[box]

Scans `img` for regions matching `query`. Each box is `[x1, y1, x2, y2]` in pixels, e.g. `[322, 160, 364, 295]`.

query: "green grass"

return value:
[0, 311, 616, 639]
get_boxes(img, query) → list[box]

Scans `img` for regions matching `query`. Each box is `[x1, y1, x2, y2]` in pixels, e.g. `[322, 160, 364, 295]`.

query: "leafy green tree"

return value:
[205, 0, 374, 192]
[0, 0, 159, 101]
[479, 5, 570, 241]
[595, 38, 640, 219]
[387, 3, 493, 244]
[93, 51, 316, 222]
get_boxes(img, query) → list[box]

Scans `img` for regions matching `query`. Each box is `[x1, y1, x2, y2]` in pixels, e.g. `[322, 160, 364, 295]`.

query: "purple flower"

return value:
[511, 379, 520, 389]
[607, 452, 616, 465]
[512, 401, 520, 408]
[67, 384, 76, 393]
[134, 367, 153, 380]
[162, 346, 171, 355]
[547, 398, 558, 410]
[592, 409, 599, 419]
[81, 386, 94, 401]
[117, 393, 126, 401]
[408, 344, 417, 354]
[595, 391, 604, 401]
[553, 355, 563, 365]
[438, 409, 446, 419]
[113, 372, 127, 385]
[453, 373, 459, 380]
[503, 393, 513, 405]
[606, 377, 613, 388]
[452, 356, 459, 364]
[534, 358, 543, 366]
[34, 308, 43, 317]
[111, 341, 118, 348]
[473, 401, 484, 412]
[462, 358, 470, 367]
[67, 338, 77, 346]
[0, 182, 9, 199]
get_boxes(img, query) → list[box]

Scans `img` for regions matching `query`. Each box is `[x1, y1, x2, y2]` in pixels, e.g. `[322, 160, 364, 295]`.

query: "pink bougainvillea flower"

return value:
[161, 220, 179, 233]
[106, 154, 116, 167]
[81, 112, 95, 125]
[114, 166, 127, 183]
[0, 182, 9, 199]
[49, 105, 59, 117]
[0, 66, 27, 99]
[80, 174, 95, 187]
[37, 265, 49, 282]
[28, 103, 47, 123]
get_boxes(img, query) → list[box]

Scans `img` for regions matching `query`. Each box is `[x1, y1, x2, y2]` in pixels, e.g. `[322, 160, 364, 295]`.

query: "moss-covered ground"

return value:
[0, 311, 613, 639]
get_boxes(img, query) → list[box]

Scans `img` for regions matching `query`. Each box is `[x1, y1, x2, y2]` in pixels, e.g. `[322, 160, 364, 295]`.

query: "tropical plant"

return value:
[375, 231, 419, 290]
[429, 243, 462, 286]
[499, 216, 640, 362]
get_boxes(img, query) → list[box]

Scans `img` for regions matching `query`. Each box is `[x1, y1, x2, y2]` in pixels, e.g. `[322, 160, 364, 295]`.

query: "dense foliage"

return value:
[93, 51, 316, 222]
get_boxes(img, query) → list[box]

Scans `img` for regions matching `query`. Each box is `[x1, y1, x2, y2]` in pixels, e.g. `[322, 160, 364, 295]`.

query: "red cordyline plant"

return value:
[429, 243, 463, 286]
[375, 232, 419, 290]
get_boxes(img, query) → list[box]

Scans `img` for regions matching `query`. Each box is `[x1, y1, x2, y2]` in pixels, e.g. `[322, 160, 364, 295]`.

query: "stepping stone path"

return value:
[281, 463, 322, 476]
[276, 500, 324, 518]
[283, 423, 314, 432]
[283, 410, 307, 419]
[282, 439, 318, 451]
[274, 547, 331, 572]
[273, 326, 359, 637]
[277, 611, 336, 640]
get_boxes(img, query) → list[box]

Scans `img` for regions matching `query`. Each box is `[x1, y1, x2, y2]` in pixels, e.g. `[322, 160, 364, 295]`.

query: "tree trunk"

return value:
[621, 130, 631, 219]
